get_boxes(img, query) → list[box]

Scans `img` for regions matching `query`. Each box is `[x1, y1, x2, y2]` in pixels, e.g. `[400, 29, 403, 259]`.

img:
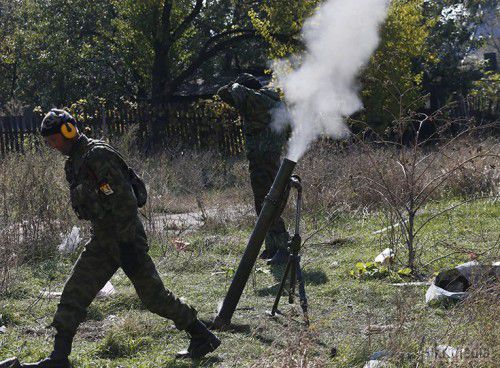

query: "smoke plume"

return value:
[272, 0, 390, 161]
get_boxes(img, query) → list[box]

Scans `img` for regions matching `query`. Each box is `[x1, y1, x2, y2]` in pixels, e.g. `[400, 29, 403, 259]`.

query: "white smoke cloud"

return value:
[273, 0, 390, 161]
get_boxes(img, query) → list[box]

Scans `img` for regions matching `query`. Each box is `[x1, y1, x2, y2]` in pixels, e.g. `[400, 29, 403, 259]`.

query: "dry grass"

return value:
[250, 327, 329, 368]
[0, 131, 497, 294]
[0, 146, 79, 262]
[379, 279, 499, 368]
[296, 137, 499, 215]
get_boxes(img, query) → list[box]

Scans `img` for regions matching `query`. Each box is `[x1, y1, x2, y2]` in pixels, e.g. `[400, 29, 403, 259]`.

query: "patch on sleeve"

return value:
[99, 182, 114, 196]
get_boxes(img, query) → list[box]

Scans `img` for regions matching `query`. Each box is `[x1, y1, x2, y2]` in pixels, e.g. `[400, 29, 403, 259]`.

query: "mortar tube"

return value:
[213, 158, 297, 329]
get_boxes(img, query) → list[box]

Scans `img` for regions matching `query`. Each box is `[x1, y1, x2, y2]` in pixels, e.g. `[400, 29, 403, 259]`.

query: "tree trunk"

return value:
[150, 42, 172, 152]
[221, 0, 244, 75]
[151, 46, 171, 103]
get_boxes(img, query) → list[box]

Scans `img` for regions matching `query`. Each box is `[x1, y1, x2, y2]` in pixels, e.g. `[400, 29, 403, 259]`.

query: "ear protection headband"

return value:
[54, 110, 77, 139]
[60, 118, 77, 139]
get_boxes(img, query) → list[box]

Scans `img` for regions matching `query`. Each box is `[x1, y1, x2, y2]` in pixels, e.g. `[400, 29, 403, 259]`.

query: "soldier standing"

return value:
[21, 109, 220, 367]
[218, 74, 289, 265]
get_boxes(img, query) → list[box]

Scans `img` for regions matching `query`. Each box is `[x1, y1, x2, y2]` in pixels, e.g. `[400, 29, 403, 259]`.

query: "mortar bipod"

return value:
[270, 174, 309, 326]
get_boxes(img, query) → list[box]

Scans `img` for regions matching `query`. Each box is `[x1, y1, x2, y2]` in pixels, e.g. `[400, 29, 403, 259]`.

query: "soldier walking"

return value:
[20, 109, 220, 367]
[218, 74, 289, 265]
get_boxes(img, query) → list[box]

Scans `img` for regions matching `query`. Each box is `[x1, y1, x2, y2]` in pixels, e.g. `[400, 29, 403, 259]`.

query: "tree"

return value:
[0, 0, 127, 108]
[355, 107, 498, 273]
[250, 0, 432, 132]
[0, 0, 22, 108]
[114, 0, 269, 103]
[0, 0, 274, 109]
[422, 0, 498, 109]
[362, 0, 432, 131]
[249, 0, 317, 59]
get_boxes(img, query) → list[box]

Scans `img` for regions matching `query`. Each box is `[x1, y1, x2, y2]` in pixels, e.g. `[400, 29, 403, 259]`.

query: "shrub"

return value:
[0, 146, 80, 262]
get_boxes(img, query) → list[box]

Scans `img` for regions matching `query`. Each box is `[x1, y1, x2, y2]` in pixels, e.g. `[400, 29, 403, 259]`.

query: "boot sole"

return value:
[0, 358, 21, 368]
[187, 337, 221, 360]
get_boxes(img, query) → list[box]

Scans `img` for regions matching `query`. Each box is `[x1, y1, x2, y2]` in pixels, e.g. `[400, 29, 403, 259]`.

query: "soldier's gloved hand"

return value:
[119, 242, 139, 277]
[217, 85, 235, 105]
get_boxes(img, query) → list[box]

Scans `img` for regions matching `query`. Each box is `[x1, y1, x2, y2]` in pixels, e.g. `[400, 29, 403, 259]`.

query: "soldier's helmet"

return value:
[235, 73, 262, 90]
[40, 108, 77, 137]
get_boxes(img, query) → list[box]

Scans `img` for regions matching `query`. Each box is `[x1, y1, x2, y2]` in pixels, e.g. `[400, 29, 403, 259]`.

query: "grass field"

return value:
[1, 193, 498, 367]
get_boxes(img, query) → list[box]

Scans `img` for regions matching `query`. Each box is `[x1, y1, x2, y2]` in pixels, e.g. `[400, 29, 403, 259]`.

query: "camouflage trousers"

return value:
[248, 154, 288, 254]
[52, 217, 197, 336]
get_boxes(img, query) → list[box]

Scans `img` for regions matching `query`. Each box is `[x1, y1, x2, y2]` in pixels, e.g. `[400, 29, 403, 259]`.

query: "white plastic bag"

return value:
[57, 226, 82, 254]
[425, 283, 466, 305]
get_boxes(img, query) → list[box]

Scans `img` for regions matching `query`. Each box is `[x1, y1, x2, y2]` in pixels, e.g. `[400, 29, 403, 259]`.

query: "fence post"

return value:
[1, 102, 247, 157]
[0, 117, 5, 158]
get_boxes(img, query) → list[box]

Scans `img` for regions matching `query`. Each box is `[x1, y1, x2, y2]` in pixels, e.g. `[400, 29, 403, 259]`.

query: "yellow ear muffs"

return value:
[61, 122, 77, 139]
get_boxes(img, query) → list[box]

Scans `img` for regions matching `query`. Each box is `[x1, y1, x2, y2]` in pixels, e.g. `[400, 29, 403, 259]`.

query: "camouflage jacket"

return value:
[64, 135, 138, 235]
[217, 83, 287, 158]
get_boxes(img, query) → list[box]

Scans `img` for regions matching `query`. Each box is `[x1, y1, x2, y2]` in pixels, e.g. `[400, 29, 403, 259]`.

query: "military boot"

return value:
[0, 357, 21, 368]
[176, 320, 221, 359]
[259, 248, 275, 260]
[266, 248, 289, 266]
[21, 358, 70, 368]
[265, 230, 289, 265]
[263, 233, 279, 261]
[22, 333, 72, 368]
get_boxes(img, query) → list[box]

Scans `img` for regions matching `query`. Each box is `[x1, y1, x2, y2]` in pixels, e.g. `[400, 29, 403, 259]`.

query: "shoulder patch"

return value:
[99, 182, 114, 195]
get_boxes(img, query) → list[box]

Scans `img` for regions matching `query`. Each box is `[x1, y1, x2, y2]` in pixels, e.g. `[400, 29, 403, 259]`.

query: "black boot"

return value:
[176, 320, 221, 359]
[22, 333, 72, 368]
[21, 358, 70, 368]
[0, 357, 21, 368]
[266, 248, 289, 266]
[259, 249, 276, 260]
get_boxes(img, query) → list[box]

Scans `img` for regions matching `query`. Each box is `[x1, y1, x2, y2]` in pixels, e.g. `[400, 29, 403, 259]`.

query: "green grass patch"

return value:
[1, 197, 498, 367]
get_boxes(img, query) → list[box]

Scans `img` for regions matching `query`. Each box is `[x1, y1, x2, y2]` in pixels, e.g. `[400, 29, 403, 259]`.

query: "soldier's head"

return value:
[41, 108, 80, 155]
[234, 73, 262, 90]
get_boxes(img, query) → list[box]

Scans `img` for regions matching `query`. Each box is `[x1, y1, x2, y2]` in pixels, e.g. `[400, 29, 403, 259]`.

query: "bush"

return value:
[0, 146, 80, 262]
[1, 126, 497, 291]
[296, 136, 499, 216]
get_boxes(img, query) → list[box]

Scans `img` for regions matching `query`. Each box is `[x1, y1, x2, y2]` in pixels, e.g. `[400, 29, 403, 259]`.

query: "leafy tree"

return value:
[249, 0, 317, 59]
[251, 0, 497, 130]
[114, 0, 269, 103]
[0, 0, 126, 108]
[422, 0, 497, 108]
[0, 0, 273, 109]
[0, 0, 22, 108]
[250, 0, 432, 131]
[362, 0, 432, 130]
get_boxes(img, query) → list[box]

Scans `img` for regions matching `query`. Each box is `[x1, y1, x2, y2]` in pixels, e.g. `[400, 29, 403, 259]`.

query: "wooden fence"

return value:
[449, 94, 500, 123]
[0, 113, 42, 157]
[0, 102, 245, 158]
[0, 95, 497, 158]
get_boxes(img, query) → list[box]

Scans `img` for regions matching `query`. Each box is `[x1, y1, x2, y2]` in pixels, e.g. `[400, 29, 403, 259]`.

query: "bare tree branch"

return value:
[171, 0, 204, 41]
[161, 0, 174, 40]
[169, 30, 260, 93]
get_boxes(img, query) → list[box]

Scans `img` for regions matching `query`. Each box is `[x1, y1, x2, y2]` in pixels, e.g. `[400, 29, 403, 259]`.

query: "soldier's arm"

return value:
[85, 148, 138, 237]
[217, 85, 236, 106]
[233, 84, 281, 115]
[218, 83, 263, 112]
